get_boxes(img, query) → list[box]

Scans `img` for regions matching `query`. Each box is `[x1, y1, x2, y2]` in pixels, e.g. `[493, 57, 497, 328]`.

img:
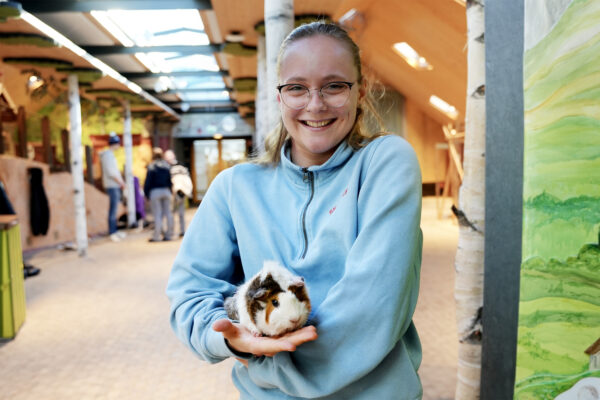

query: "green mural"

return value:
[516, 0, 600, 398]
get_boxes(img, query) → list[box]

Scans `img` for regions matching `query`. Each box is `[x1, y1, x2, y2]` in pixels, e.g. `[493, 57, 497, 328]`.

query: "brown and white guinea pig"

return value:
[224, 260, 311, 337]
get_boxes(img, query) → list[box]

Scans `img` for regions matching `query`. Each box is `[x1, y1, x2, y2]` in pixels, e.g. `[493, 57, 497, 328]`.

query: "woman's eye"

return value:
[285, 85, 305, 92]
[271, 299, 280, 307]
[323, 83, 346, 92]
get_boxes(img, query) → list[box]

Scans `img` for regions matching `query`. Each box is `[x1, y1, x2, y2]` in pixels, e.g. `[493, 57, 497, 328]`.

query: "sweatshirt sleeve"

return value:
[102, 152, 124, 185]
[247, 137, 423, 397]
[166, 169, 243, 363]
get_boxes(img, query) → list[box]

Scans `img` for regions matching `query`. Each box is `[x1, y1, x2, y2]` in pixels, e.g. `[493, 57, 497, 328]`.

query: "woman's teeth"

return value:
[303, 119, 333, 128]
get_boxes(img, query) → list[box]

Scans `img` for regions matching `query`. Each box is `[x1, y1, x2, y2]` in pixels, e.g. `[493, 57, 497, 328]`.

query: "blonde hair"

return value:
[152, 147, 164, 161]
[254, 21, 385, 166]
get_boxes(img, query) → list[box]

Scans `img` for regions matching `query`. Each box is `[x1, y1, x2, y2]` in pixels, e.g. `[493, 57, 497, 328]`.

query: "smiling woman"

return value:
[167, 21, 424, 400]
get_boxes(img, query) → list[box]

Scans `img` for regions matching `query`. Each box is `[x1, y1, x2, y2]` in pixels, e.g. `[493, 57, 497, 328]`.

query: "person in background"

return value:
[144, 147, 173, 242]
[166, 21, 423, 399]
[164, 149, 193, 237]
[100, 134, 126, 242]
[133, 175, 146, 232]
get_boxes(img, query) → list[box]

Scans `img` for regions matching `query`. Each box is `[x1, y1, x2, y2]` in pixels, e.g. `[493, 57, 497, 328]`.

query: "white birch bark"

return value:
[122, 100, 136, 227]
[264, 0, 294, 133]
[455, 0, 486, 399]
[255, 34, 268, 153]
[67, 74, 88, 257]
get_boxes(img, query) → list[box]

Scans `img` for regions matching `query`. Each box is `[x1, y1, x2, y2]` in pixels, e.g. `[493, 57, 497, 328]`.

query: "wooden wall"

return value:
[403, 99, 447, 184]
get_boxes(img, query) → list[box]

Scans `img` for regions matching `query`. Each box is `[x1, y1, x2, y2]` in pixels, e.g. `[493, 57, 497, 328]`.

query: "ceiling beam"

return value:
[185, 107, 239, 114]
[18, 0, 212, 13]
[149, 87, 232, 95]
[165, 100, 236, 107]
[122, 71, 227, 79]
[83, 45, 221, 56]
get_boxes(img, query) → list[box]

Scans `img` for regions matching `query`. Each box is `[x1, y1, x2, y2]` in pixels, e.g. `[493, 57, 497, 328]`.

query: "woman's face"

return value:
[278, 35, 363, 167]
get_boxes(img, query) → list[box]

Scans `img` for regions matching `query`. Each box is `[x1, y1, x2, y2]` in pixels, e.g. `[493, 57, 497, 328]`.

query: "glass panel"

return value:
[193, 139, 247, 200]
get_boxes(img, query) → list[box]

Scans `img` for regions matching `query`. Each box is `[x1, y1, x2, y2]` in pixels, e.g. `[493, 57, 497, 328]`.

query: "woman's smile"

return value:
[300, 118, 337, 129]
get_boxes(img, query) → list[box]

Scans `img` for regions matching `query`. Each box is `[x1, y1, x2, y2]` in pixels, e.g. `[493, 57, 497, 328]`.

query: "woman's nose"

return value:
[305, 89, 327, 112]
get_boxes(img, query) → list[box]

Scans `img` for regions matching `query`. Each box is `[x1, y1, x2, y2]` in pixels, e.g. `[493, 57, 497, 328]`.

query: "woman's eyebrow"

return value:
[282, 74, 350, 84]
[282, 77, 308, 84]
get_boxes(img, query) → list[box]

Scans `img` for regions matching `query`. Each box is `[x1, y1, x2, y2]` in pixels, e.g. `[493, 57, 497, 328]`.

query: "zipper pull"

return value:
[302, 168, 310, 183]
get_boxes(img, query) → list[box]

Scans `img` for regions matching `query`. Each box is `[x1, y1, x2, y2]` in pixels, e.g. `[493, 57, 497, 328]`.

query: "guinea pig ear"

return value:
[288, 276, 305, 288]
[247, 287, 267, 301]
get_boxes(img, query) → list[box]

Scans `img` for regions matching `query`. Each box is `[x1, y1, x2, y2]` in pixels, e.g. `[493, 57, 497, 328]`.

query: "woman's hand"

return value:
[212, 319, 318, 359]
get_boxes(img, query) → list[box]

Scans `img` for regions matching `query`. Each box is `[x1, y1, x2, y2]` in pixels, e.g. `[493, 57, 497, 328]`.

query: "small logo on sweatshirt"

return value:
[329, 187, 349, 215]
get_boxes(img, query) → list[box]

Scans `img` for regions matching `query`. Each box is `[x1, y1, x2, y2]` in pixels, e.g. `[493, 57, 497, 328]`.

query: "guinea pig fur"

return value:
[224, 260, 311, 337]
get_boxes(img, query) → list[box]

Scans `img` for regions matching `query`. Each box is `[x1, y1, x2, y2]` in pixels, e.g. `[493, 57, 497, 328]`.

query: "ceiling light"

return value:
[27, 75, 44, 92]
[429, 95, 459, 119]
[225, 31, 245, 43]
[392, 42, 432, 70]
[180, 102, 190, 112]
[338, 8, 365, 31]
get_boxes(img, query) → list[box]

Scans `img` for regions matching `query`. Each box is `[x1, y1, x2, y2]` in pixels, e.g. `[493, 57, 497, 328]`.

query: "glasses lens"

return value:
[321, 82, 351, 108]
[279, 82, 352, 109]
[281, 85, 309, 109]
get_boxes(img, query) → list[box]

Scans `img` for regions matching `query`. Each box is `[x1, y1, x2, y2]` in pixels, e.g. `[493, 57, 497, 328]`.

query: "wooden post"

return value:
[67, 74, 88, 257]
[265, 0, 294, 133]
[85, 145, 94, 184]
[61, 129, 71, 172]
[17, 106, 27, 158]
[255, 34, 267, 152]
[153, 114, 159, 148]
[190, 141, 197, 202]
[122, 101, 136, 227]
[41, 116, 54, 168]
[0, 118, 4, 154]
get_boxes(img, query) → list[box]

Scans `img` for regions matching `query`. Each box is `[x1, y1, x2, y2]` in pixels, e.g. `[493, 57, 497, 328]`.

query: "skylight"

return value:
[90, 9, 230, 103]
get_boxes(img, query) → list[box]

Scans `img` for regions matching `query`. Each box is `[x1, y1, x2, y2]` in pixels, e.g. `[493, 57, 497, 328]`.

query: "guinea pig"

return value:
[224, 260, 311, 337]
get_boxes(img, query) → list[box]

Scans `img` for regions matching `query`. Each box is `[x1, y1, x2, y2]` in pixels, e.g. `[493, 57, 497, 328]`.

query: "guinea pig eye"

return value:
[271, 299, 279, 307]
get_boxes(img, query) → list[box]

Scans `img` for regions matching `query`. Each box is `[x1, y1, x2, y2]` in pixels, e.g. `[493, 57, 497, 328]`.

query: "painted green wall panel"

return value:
[517, 0, 600, 398]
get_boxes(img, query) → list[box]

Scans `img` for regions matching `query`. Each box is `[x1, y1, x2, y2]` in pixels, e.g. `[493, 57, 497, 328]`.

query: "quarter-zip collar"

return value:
[279, 139, 355, 186]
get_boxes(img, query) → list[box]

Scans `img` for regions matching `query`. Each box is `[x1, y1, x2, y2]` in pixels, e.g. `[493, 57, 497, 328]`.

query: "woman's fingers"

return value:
[212, 319, 236, 335]
[284, 325, 318, 344]
[212, 319, 318, 357]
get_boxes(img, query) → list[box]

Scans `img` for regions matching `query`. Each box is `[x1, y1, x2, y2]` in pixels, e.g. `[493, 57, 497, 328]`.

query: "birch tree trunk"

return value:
[255, 34, 268, 152]
[264, 0, 294, 133]
[67, 74, 88, 257]
[455, 0, 486, 398]
[122, 100, 136, 227]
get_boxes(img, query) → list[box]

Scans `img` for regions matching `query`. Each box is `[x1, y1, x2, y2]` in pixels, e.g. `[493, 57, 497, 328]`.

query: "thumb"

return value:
[212, 319, 236, 336]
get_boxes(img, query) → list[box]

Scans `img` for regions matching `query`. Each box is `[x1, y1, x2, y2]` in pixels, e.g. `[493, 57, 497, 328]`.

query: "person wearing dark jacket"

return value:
[144, 148, 174, 242]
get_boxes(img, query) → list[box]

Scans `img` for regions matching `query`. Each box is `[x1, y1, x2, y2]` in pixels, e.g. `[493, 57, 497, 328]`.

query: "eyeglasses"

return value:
[277, 81, 355, 109]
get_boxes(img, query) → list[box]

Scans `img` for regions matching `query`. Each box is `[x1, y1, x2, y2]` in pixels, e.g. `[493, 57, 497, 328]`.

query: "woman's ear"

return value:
[277, 92, 281, 104]
[358, 81, 366, 101]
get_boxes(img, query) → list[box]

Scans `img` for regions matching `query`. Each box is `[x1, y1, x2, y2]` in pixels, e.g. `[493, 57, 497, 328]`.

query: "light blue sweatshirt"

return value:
[167, 135, 423, 399]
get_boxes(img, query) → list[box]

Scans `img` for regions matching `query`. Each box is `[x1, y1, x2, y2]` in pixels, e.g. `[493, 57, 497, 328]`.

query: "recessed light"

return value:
[429, 95, 459, 119]
[392, 42, 432, 70]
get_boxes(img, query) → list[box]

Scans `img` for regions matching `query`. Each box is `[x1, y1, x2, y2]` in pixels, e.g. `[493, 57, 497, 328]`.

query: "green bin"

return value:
[0, 215, 26, 339]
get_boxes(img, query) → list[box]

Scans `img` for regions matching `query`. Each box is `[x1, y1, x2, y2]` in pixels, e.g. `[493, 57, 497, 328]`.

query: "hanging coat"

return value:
[28, 167, 50, 236]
